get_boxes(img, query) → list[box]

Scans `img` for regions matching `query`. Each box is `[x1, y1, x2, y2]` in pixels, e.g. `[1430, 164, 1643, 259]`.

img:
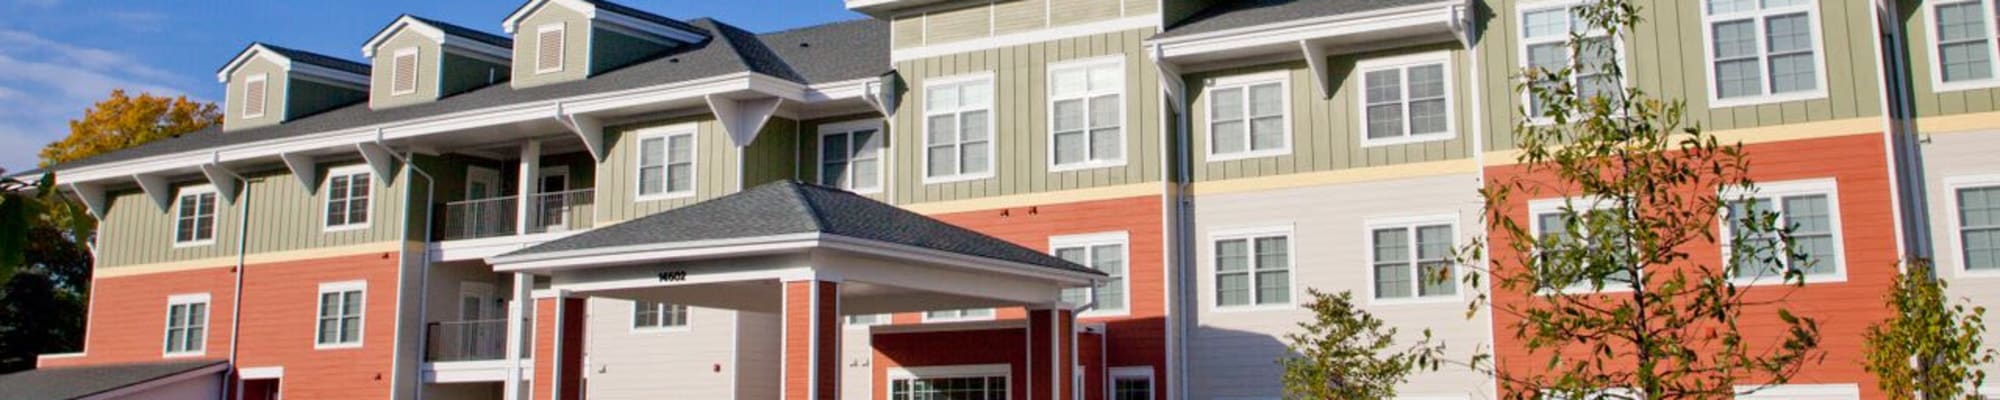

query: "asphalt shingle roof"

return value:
[1156, 0, 1448, 39]
[49, 18, 887, 172]
[501, 181, 1103, 277]
[582, 0, 709, 37]
[0, 360, 227, 400]
[255, 42, 373, 77]
[408, 15, 514, 49]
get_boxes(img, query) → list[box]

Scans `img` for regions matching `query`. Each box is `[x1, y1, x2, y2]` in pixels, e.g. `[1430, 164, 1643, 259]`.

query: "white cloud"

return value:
[0, 29, 198, 171]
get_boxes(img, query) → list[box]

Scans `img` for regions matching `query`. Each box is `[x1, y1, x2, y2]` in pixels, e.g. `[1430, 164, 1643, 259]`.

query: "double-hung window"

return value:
[1530, 198, 1639, 292]
[173, 186, 218, 246]
[163, 294, 209, 356]
[1052, 232, 1128, 315]
[1049, 57, 1124, 169]
[1205, 71, 1288, 160]
[1723, 179, 1844, 283]
[1957, 183, 2000, 273]
[1929, 0, 2000, 90]
[316, 281, 365, 348]
[1704, 0, 1825, 106]
[924, 75, 994, 181]
[633, 302, 690, 331]
[636, 126, 696, 199]
[1359, 52, 1454, 145]
[1109, 367, 1154, 400]
[1213, 227, 1292, 308]
[324, 166, 371, 230]
[819, 120, 884, 192]
[1519, 4, 1620, 118]
[1367, 216, 1458, 302]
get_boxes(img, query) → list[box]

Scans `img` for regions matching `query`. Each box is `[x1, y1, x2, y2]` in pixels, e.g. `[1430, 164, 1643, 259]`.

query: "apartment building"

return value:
[16, 0, 1997, 400]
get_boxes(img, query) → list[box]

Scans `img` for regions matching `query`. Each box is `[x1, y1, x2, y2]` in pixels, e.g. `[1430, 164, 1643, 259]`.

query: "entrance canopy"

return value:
[485, 180, 1104, 314]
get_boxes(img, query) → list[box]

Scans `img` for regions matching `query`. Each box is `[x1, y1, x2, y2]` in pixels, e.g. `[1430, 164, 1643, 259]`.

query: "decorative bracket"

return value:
[1300, 40, 1332, 99]
[132, 172, 173, 211]
[555, 103, 606, 162]
[356, 141, 398, 184]
[280, 152, 318, 193]
[706, 94, 783, 147]
[67, 182, 107, 218]
[199, 157, 243, 203]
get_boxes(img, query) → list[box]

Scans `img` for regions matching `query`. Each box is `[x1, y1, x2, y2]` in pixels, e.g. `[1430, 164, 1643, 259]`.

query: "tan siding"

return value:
[510, 3, 591, 88]
[892, 15, 926, 49]
[800, 114, 890, 202]
[584, 299, 740, 400]
[223, 58, 288, 131]
[1475, 0, 1883, 151]
[595, 114, 741, 223]
[1903, 3, 2000, 119]
[888, 28, 1163, 205]
[927, 4, 994, 44]
[1186, 44, 1475, 183]
[1049, 0, 1122, 26]
[369, 30, 441, 109]
[993, 0, 1050, 34]
[1123, 0, 1157, 16]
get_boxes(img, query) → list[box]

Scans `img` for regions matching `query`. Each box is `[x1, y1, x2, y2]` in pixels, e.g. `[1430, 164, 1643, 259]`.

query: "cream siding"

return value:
[511, 3, 592, 88]
[584, 299, 749, 400]
[1918, 129, 2000, 384]
[223, 58, 289, 131]
[369, 30, 442, 109]
[1902, 0, 2000, 118]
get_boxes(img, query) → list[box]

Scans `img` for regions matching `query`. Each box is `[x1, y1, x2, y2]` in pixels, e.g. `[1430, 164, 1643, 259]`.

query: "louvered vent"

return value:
[392, 50, 418, 94]
[536, 25, 564, 73]
[243, 76, 267, 118]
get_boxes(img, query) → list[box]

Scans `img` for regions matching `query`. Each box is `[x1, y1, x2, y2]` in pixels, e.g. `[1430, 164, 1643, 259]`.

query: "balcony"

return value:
[426, 319, 507, 362]
[441, 189, 595, 241]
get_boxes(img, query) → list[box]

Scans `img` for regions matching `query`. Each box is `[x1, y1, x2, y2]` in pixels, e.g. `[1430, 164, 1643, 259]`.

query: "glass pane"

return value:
[1373, 228, 1409, 263]
[1375, 262, 1411, 299]
[1523, 8, 1569, 38]
[1961, 187, 2000, 228]
[1365, 69, 1402, 104]
[342, 316, 361, 342]
[1765, 13, 1813, 53]
[639, 166, 663, 194]
[1942, 41, 1995, 82]
[852, 160, 879, 190]
[185, 327, 203, 351]
[320, 293, 339, 316]
[1248, 83, 1284, 117]
[1053, 68, 1087, 97]
[668, 165, 692, 192]
[961, 142, 990, 174]
[1094, 244, 1125, 276]
[1964, 228, 2000, 271]
[962, 81, 991, 107]
[1250, 117, 1285, 151]
[822, 133, 849, 162]
[1055, 247, 1087, 263]
[1091, 128, 1121, 161]
[1062, 287, 1090, 307]
[1215, 239, 1248, 272]
[1417, 225, 1454, 259]
[1768, 53, 1817, 94]
[1938, 2, 1990, 42]
[640, 137, 664, 167]
[821, 162, 847, 187]
[1367, 104, 1404, 139]
[1217, 273, 1249, 306]
[1762, 0, 1806, 7]
[188, 304, 206, 326]
[1409, 99, 1449, 135]
[1099, 276, 1126, 311]
[1089, 64, 1122, 92]
[1713, 19, 1759, 59]
[853, 129, 881, 159]
[1708, 0, 1757, 15]
[1055, 99, 1084, 132]
[1211, 121, 1246, 154]
[1419, 261, 1457, 296]
[329, 176, 349, 201]
[928, 146, 956, 176]
[166, 328, 185, 351]
[1090, 95, 1120, 129]
[318, 319, 338, 344]
[168, 305, 187, 327]
[961, 111, 989, 141]
[343, 291, 362, 315]
[668, 135, 693, 163]
[928, 115, 957, 145]
[927, 85, 958, 111]
[1256, 270, 1290, 304]
[1784, 195, 1831, 234]
[1793, 234, 1838, 275]
[1210, 88, 1243, 121]
[1408, 65, 1446, 99]
[1717, 59, 1764, 99]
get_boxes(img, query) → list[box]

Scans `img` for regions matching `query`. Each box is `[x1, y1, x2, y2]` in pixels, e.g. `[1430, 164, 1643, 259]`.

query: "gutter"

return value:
[219, 169, 250, 400]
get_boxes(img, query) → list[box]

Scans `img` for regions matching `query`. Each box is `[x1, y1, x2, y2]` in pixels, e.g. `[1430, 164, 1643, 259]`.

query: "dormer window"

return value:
[242, 74, 268, 119]
[535, 23, 565, 74]
[391, 48, 419, 95]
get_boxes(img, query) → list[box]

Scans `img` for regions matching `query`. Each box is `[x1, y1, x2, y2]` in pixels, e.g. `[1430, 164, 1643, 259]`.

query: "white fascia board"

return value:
[818, 234, 1103, 286]
[804, 77, 879, 103]
[487, 232, 826, 271]
[217, 44, 291, 83]
[54, 72, 806, 188]
[593, 13, 708, 45]
[502, 0, 589, 34]
[362, 16, 443, 59]
[1152, 2, 1458, 59]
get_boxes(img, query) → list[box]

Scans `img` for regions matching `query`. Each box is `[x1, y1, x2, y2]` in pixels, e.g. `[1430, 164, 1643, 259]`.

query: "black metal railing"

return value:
[425, 319, 507, 362]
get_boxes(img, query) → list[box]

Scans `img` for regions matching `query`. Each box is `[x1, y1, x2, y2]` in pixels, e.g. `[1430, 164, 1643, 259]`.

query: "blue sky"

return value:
[0, 0, 862, 173]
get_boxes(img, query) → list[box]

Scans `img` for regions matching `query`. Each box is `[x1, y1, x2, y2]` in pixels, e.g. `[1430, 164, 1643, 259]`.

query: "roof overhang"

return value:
[501, 0, 708, 44]
[844, 0, 958, 17]
[487, 232, 1103, 286]
[51, 71, 873, 189]
[1150, 1, 1472, 69]
[216, 43, 370, 87]
[362, 15, 513, 62]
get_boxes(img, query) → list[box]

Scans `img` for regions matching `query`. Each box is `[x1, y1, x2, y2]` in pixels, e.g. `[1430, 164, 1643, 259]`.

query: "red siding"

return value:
[871, 328, 1029, 400]
[1484, 133, 1897, 397]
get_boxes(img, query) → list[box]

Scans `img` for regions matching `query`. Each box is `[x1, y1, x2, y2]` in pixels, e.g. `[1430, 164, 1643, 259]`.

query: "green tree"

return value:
[1862, 261, 1997, 400]
[1464, 0, 1823, 398]
[1280, 289, 1446, 400]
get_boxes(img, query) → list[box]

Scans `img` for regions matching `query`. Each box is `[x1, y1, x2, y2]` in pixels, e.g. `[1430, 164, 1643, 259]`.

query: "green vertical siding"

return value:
[590, 28, 670, 75]
[285, 77, 366, 120]
[1898, 1, 2000, 118]
[888, 28, 1164, 205]
[96, 160, 413, 269]
[1184, 44, 1475, 183]
[1474, 0, 1884, 151]
[742, 117, 802, 187]
[595, 114, 741, 222]
[439, 53, 508, 97]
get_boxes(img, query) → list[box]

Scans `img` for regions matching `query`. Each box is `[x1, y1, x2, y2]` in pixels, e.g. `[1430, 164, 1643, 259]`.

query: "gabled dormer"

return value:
[217, 43, 370, 132]
[501, 0, 710, 89]
[362, 15, 514, 110]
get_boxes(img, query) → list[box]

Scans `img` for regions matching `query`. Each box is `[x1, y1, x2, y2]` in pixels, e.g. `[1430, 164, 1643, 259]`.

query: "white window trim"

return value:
[920, 308, 997, 323]
[535, 23, 566, 74]
[1046, 55, 1128, 172]
[920, 72, 998, 184]
[172, 184, 219, 248]
[1926, 0, 2000, 92]
[1943, 174, 2000, 278]
[1357, 51, 1457, 147]
[633, 123, 699, 202]
[162, 293, 211, 357]
[1050, 231, 1132, 317]
[242, 74, 268, 119]
[1719, 178, 1848, 285]
[1208, 224, 1297, 312]
[1107, 366, 1155, 400]
[845, 313, 890, 328]
[1362, 214, 1465, 306]
[630, 301, 693, 333]
[322, 164, 375, 232]
[887, 363, 1011, 382]
[314, 280, 367, 350]
[1515, 0, 1628, 125]
[817, 118, 886, 194]
[1203, 70, 1292, 162]
[1700, 0, 1831, 108]
[1527, 196, 1639, 294]
[390, 47, 420, 96]
[1732, 383, 1860, 400]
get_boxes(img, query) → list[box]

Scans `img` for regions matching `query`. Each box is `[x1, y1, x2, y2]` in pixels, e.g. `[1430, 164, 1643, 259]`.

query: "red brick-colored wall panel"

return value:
[41, 265, 238, 368]
[532, 297, 585, 400]
[784, 280, 842, 400]
[231, 251, 403, 400]
[1483, 134, 1896, 397]
[871, 328, 1029, 400]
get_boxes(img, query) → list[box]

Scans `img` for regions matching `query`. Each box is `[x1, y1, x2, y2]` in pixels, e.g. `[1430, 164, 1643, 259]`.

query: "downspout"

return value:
[1457, 2, 1502, 397]
[221, 170, 251, 400]
[1876, 0, 1935, 266]
[377, 133, 437, 400]
[1152, 44, 1197, 400]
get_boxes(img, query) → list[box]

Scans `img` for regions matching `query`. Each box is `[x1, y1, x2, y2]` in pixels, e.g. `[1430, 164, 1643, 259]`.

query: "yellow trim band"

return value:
[902, 183, 1163, 215]
[1918, 110, 2000, 135]
[1190, 159, 1478, 196]
[1483, 116, 1885, 167]
[96, 241, 406, 278]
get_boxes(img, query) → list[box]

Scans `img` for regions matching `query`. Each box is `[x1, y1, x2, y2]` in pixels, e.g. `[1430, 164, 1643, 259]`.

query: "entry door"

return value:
[240, 378, 280, 400]
[458, 282, 501, 359]
[536, 167, 570, 231]
[464, 167, 502, 237]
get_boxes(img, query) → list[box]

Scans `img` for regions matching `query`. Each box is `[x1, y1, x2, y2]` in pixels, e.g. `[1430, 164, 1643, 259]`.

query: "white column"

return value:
[503, 273, 534, 400]
[516, 140, 541, 235]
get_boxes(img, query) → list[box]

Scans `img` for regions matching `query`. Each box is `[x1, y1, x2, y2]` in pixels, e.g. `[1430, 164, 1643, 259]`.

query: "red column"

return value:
[783, 279, 841, 400]
[531, 296, 585, 400]
[1028, 307, 1077, 400]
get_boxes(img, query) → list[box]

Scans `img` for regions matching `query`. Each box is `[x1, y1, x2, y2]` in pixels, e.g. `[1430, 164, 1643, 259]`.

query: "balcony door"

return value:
[464, 166, 503, 238]
[536, 166, 570, 232]
[455, 282, 503, 360]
